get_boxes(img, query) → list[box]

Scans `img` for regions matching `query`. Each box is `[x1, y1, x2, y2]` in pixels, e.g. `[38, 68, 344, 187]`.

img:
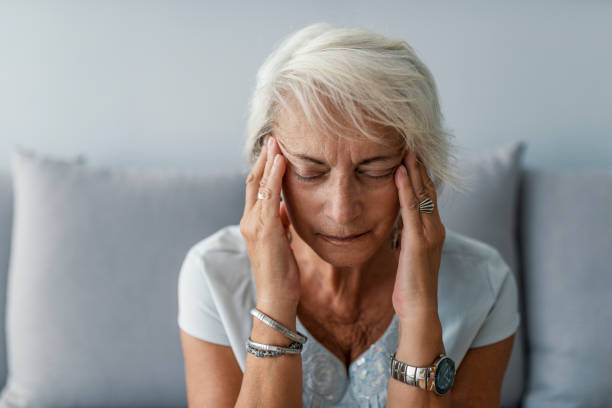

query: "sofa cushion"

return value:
[1, 148, 246, 407]
[438, 141, 526, 408]
[519, 169, 612, 407]
[0, 142, 525, 407]
[0, 170, 13, 392]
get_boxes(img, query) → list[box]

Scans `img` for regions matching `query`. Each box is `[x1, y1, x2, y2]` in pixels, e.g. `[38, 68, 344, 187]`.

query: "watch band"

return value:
[388, 352, 442, 393]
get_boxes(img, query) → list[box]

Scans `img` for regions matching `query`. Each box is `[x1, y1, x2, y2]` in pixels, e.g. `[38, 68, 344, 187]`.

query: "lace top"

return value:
[297, 313, 399, 407]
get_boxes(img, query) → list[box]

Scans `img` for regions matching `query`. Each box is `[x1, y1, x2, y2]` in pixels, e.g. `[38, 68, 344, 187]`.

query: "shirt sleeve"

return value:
[470, 252, 521, 348]
[177, 247, 231, 346]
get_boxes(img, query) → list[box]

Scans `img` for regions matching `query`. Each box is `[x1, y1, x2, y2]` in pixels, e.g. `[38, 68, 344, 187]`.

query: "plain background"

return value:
[1, 0, 610, 174]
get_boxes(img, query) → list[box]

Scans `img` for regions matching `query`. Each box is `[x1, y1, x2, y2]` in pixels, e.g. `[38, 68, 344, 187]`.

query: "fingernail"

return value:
[399, 165, 407, 177]
[268, 137, 274, 150]
[274, 154, 280, 166]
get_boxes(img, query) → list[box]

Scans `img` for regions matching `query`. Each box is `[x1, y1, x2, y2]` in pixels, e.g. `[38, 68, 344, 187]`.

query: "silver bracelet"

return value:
[245, 337, 303, 357]
[246, 342, 283, 357]
[249, 308, 308, 344]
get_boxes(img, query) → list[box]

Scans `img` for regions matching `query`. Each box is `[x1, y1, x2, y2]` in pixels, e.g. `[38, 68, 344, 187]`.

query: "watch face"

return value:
[434, 357, 455, 395]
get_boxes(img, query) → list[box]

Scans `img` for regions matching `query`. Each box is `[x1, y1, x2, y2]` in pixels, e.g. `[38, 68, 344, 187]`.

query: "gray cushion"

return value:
[438, 141, 527, 408]
[0, 148, 246, 407]
[0, 156, 87, 397]
[0, 170, 13, 392]
[519, 169, 612, 407]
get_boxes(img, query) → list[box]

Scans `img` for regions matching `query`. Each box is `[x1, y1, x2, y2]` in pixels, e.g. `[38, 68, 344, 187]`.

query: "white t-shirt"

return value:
[177, 225, 520, 407]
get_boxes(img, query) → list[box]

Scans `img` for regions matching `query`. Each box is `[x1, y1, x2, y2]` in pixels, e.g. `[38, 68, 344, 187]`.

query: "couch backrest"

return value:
[517, 168, 612, 407]
[0, 170, 12, 391]
[0, 144, 527, 407]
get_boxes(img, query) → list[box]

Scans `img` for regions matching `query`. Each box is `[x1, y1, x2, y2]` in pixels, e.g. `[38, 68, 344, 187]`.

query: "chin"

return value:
[314, 249, 372, 268]
[310, 235, 381, 266]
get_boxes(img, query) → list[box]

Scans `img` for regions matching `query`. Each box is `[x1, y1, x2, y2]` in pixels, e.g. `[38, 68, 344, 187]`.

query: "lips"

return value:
[325, 234, 361, 239]
[320, 231, 368, 240]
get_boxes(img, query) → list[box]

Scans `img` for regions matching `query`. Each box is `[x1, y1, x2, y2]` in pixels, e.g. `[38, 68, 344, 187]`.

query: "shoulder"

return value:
[441, 229, 512, 295]
[442, 229, 502, 261]
[189, 224, 245, 257]
[437, 229, 519, 365]
[184, 224, 252, 289]
[178, 225, 255, 356]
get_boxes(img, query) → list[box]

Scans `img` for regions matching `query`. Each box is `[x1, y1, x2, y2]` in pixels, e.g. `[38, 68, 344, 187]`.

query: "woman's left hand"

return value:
[391, 149, 446, 321]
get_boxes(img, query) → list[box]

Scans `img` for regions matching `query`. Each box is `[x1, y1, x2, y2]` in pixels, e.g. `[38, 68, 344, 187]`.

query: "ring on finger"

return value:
[418, 197, 434, 213]
[257, 187, 272, 200]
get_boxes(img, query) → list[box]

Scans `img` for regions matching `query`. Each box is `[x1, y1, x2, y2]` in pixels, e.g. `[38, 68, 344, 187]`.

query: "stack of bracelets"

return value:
[246, 308, 308, 357]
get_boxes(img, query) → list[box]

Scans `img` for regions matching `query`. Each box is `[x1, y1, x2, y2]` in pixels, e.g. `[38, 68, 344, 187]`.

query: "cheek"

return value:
[280, 180, 314, 220]
[282, 177, 308, 201]
[373, 188, 401, 220]
[370, 180, 400, 203]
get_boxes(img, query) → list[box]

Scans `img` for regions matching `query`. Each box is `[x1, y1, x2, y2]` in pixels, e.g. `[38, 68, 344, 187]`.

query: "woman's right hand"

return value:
[240, 135, 301, 312]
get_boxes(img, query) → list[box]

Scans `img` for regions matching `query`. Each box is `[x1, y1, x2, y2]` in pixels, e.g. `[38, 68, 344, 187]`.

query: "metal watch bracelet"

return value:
[389, 352, 437, 392]
[249, 308, 308, 344]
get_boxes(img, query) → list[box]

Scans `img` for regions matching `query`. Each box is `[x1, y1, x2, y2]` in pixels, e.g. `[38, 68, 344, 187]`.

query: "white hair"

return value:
[243, 22, 470, 194]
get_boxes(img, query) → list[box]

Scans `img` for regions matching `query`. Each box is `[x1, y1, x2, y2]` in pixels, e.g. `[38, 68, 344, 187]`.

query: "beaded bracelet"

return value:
[249, 308, 308, 344]
[245, 336, 303, 357]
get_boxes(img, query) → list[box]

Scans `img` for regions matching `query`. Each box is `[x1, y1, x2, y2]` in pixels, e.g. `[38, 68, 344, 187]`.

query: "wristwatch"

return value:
[388, 352, 456, 396]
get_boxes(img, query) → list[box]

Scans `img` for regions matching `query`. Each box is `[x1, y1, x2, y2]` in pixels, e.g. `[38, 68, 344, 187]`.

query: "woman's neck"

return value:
[290, 225, 399, 320]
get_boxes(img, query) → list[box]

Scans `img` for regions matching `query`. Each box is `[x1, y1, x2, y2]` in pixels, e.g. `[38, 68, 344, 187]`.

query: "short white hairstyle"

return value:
[243, 22, 470, 194]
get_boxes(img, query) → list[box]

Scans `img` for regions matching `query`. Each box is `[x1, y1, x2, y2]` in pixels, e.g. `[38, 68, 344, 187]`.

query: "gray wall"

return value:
[1, 1, 610, 174]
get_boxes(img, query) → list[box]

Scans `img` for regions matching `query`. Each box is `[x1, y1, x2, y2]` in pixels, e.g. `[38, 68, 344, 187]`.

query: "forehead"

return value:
[272, 101, 403, 157]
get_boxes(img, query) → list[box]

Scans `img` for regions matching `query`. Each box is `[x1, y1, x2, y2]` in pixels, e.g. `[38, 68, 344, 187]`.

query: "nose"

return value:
[324, 176, 362, 225]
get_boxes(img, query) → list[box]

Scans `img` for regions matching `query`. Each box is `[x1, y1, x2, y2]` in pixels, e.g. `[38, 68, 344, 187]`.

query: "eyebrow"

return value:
[291, 152, 403, 166]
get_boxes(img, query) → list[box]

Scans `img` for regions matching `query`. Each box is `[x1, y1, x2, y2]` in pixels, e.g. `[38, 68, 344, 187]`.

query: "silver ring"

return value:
[257, 188, 271, 200]
[419, 197, 434, 213]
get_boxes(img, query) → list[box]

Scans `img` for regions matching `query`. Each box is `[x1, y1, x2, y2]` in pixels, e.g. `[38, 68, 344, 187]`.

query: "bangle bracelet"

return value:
[249, 308, 308, 344]
[246, 342, 284, 357]
[245, 337, 303, 357]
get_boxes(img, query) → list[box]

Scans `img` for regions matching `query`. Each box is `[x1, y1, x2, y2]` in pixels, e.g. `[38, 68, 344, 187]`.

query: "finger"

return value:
[414, 154, 442, 221]
[417, 155, 437, 203]
[245, 137, 268, 213]
[262, 140, 286, 220]
[406, 150, 428, 207]
[394, 159, 423, 238]
[413, 154, 445, 246]
[259, 136, 275, 200]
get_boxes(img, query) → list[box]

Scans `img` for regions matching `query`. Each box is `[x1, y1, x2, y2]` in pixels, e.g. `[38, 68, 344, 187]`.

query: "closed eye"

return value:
[294, 170, 394, 182]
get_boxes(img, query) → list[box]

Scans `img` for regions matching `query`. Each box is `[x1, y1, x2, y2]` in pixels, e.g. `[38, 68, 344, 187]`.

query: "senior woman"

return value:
[178, 23, 520, 407]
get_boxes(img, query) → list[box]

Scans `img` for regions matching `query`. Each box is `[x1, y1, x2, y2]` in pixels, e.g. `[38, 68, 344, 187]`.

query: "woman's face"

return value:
[273, 107, 406, 267]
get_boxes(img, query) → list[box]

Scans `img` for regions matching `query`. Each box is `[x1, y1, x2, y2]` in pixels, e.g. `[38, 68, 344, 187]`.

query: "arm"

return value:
[179, 301, 302, 407]
[451, 334, 515, 407]
[235, 301, 302, 408]
[180, 329, 243, 407]
[386, 313, 451, 407]
[235, 136, 303, 406]
[386, 314, 516, 407]
[385, 150, 449, 406]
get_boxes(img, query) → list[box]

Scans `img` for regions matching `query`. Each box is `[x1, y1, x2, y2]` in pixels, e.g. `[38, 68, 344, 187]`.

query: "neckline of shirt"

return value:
[296, 312, 399, 373]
